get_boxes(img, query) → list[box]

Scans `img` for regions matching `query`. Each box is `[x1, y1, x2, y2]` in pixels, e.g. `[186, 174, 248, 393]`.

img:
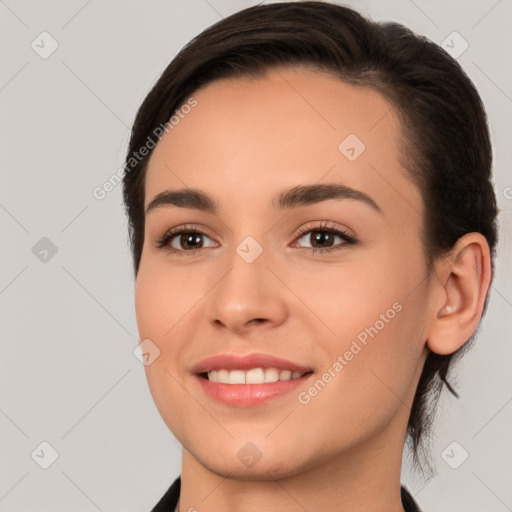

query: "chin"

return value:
[199, 452, 311, 481]
[182, 433, 324, 482]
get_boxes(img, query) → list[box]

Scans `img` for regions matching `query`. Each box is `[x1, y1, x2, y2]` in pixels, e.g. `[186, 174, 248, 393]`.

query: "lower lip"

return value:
[195, 373, 313, 407]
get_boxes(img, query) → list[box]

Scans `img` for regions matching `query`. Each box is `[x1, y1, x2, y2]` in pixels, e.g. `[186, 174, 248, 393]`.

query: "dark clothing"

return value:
[150, 476, 422, 511]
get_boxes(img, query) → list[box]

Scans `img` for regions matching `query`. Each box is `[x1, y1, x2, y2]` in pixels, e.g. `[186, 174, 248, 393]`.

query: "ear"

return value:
[427, 233, 493, 355]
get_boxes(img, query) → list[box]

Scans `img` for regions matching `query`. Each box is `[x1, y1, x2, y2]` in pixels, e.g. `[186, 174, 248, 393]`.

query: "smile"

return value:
[192, 352, 315, 407]
[205, 367, 309, 384]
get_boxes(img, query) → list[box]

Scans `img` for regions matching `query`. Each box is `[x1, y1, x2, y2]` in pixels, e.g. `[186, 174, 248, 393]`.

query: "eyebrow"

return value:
[145, 183, 382, 215]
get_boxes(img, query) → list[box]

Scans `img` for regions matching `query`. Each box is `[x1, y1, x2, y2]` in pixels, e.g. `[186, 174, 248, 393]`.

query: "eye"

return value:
[155, 221, 356, 257]
[292, 221, 356, 254]
[155, 224, 217, 256]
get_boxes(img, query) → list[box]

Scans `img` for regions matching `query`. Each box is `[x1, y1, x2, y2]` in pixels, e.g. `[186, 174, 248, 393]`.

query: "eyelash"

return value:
[155, 221, 356, 257]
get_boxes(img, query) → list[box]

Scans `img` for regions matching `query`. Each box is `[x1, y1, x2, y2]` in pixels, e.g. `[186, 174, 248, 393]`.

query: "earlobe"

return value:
[427, 233, 492, 356]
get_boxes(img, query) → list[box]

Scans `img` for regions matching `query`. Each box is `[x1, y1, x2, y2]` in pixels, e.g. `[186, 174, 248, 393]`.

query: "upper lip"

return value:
[192, 353, 314, 374]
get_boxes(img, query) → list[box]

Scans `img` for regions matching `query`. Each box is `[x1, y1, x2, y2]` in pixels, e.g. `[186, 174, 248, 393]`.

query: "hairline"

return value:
[135, 62, 434, 275]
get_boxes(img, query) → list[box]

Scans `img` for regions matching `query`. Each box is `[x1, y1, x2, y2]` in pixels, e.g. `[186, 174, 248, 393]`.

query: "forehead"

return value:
[144, 66, 422, 222]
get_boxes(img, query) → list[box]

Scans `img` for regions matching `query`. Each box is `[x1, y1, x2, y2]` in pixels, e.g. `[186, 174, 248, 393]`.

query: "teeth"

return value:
[207, 367, 306, 384]
[228, 370, 245, 384]
[246, 368, 264, 384]
[279, 370, 292, 381]
[264, 368, 279, 383]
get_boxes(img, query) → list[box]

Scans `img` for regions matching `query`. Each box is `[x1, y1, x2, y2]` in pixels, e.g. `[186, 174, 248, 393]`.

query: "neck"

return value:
[177, 415, 408, 512]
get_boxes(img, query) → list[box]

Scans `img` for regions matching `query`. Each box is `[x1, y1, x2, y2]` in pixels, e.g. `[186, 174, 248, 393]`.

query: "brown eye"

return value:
[155, 225, 217, 256]
[175, 232, 204, 250]
[293, 222, 356, 254]
[301, 230, 337, 249]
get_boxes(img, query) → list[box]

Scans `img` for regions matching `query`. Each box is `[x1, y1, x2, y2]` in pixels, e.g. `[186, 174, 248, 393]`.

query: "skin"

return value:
[135, 65, 491, 512]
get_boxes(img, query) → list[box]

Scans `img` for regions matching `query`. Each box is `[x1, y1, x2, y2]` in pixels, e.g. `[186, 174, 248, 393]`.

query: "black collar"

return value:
[151, 476, 422, 512]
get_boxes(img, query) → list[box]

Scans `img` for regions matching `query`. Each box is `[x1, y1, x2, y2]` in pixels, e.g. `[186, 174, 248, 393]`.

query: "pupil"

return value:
[179, 232, 335, 250]
[312, 231, 333, 248]
[182, 233, 202, 249]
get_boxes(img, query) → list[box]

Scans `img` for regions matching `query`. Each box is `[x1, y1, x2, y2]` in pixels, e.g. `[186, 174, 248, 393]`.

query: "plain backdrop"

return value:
[1, 1, 511, 511]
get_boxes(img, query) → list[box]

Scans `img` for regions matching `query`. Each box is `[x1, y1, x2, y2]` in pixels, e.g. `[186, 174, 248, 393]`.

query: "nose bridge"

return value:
[205, 229, 287, 330]
[221, 232, 270, 304]
[220, 209, 272, 277]
[235, 234, 266, 266]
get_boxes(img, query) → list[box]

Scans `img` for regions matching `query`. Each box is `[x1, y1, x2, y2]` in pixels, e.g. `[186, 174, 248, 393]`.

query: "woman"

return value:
[122, 2, 498, 511]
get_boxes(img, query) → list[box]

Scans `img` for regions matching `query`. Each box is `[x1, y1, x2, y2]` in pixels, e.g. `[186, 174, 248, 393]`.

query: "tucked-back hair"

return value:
[123, 1, 498, 472]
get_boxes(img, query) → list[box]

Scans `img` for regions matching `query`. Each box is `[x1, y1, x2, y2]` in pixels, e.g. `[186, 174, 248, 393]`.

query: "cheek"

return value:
[292, 248, 412, 340]
[135, 268, 167, 340]
[298, 242, 427, 413]
[134, 259, 213, 398]
[135, 261, 197, 346]
[135, 262, 199, 439]
[134, 262, 189, 407]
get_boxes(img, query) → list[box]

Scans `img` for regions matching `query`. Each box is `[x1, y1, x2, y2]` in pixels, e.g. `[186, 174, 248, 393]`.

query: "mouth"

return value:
[192, 353, 315, 407]
[198, 367, 313, 384]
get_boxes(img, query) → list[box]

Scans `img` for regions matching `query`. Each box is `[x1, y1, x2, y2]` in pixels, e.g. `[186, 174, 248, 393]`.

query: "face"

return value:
[135, 66, 432, 479]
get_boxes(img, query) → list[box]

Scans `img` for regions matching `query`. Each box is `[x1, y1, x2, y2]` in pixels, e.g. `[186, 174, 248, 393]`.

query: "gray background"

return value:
[1, 1, 511, 511]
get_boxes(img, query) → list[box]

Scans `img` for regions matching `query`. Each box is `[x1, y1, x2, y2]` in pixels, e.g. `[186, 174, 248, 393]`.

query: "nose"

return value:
[205, 241, 288, 335]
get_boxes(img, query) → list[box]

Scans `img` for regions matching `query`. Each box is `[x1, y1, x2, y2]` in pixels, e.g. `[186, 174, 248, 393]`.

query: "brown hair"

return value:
[122, 1, 498, 472]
